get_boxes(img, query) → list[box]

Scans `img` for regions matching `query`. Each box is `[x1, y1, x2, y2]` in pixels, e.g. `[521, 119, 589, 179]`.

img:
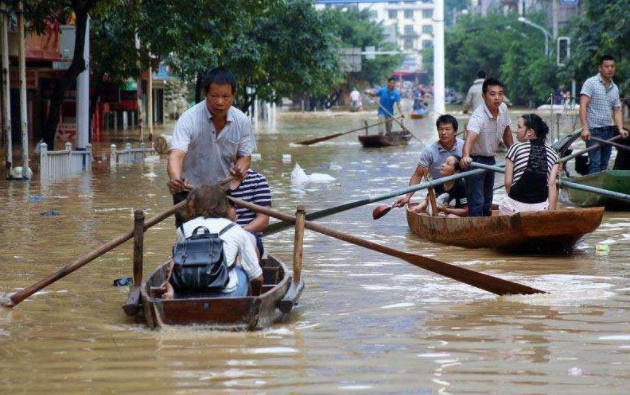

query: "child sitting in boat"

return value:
[163, 185, 263, 299]
[499, 114, 560, 215]
[227, 169, 272, 257]
[410, 155, 469, 217]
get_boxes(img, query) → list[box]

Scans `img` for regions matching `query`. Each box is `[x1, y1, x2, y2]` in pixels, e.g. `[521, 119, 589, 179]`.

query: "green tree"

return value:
[425, 11, 557, 105]
[326, 7, 400, 91]
[562, 0, 630, 95]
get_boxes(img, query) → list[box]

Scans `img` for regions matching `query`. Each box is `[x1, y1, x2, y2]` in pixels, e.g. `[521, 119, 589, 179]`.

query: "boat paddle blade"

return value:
[373, 204, 393, 220]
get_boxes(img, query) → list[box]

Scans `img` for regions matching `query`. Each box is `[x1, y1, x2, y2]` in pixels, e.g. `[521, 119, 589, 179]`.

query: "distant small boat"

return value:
[358, 130, 412, 148]
[406, 205, 604, 253]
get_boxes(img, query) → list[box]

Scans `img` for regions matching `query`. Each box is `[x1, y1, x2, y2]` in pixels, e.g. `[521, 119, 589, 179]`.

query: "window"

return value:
[404, 25, 415, 35]
[423, 10, 433, 19]
[422, 25, 433, 34]
[404, 39, 414, 50]
[388, 10, 397, 19]
[404, 10, 414, 19]
[422, 40, 433, 49]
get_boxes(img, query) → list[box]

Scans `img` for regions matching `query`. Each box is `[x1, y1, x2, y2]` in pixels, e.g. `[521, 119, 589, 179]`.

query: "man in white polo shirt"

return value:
[461, 78, 513, 217]
[167, 67, 256, 226]
[580, 55, 629, 174]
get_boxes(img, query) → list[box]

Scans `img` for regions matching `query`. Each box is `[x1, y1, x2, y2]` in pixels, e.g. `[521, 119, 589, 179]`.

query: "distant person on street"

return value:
[349, 88, 362, 111]
[579, 55, 629, 174]
[393, 114, 464, 210]
[463, 70, 512, 114]
[167, 67, 256, 226]
[460, 78, 514, 217]
[366, 77, 403, 135]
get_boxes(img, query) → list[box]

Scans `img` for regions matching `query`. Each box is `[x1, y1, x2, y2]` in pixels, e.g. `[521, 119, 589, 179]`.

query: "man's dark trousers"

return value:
[465, 155, 496, 217]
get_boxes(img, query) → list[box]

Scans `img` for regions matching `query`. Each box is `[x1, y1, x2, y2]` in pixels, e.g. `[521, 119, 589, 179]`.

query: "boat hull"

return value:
[139, 255, 292, 330]
[406, 206, 604, 253]
[560, 170, 630, 210]
[358, 131, 412, 148]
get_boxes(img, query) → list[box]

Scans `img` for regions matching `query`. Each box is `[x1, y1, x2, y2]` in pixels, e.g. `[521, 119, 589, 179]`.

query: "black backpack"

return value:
[169, 223, 236, 292]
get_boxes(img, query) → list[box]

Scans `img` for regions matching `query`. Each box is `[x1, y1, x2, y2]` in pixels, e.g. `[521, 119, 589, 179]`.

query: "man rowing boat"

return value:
[394, 114, 464, 209]
[167, 67, 256, 226]
[365, 77, 403, 135]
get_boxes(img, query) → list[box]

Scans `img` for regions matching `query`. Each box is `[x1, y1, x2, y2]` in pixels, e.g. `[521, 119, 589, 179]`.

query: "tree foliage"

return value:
[426, 11, 557, 105]
[562, 0, 630, 95]
[325, 7, 400, 90]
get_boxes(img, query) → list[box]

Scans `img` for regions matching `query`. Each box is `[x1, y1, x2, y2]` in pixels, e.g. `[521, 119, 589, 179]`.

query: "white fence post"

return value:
[40, 142, 48, 181]
[110, 144, 117, 167]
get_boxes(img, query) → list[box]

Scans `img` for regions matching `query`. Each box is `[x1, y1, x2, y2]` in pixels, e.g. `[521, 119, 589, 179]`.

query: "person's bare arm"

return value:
[243, 212, 269, 233]
[460, 132, 479, 169]
[503, 125, 514, 148]
[230, 155, 251, 179]
[397, 101, 404, 118]
[167, 149, 187, 194]
[440, 205, 469, 217]
[463, 88, 473, 113]
[548, 163, 560, 210]
[614, 107, 629, 137]
[580, 95, 591, 140]
[393, 166, 427, 207]
[504, 159, 514, 193]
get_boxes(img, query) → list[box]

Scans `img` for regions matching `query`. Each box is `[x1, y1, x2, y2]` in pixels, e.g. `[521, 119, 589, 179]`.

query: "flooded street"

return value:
[1, 111, 630, 394]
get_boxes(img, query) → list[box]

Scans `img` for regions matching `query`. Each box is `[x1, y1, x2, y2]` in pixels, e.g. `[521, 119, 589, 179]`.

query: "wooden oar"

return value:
[2, 177, 233, 308]
[297, 117, 403, 146]
[590, 136, 630, 153]
[559, 134, 625, 163]
[470, 162, 630, 204]
[230, 197, 544, 296]
[264, 168, 488, 236]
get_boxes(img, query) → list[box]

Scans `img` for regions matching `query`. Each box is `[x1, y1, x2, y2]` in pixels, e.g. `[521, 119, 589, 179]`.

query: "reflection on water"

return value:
[1, 110, 629, 394]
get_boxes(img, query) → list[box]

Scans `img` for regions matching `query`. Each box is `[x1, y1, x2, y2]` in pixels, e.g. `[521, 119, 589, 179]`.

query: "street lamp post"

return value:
[517, 16, 552, 57]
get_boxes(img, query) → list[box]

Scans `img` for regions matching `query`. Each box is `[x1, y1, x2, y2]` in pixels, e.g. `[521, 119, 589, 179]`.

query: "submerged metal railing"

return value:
[40, 142, 92, 182]
[110, 142, 156, 166]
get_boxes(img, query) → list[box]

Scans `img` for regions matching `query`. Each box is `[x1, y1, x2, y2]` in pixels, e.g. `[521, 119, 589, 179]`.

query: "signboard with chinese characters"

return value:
[55, 122, 77, 147]
[560, 0, 579, 5]
[10, 69, 38, 89]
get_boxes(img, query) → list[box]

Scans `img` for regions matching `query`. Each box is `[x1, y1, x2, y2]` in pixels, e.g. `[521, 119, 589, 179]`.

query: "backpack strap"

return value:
[219, 222, 237, 236]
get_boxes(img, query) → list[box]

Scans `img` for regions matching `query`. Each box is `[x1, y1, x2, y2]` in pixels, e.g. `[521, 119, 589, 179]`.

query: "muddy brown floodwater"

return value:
[1, 109, 629, 394]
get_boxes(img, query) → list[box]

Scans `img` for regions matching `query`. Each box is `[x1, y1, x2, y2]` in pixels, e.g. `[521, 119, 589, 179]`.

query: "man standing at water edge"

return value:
[579, 55, 628, 174]
[394, 114, 464, 208]
[461, 78, 513, 217]
[167, 67, 256, 226]
[365, 77, 403, 135]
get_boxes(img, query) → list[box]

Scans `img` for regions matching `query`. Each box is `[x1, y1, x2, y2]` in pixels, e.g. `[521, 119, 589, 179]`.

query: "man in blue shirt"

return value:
[366, 77, 403, 135]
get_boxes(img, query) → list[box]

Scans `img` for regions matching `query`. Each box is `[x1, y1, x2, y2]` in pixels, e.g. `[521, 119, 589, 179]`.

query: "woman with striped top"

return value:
[228, 169, 272, 256]
[499, 114, 560, 215]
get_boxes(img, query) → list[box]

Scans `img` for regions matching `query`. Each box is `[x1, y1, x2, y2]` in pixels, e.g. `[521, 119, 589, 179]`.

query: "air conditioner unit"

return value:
[60, 25, 76, 59]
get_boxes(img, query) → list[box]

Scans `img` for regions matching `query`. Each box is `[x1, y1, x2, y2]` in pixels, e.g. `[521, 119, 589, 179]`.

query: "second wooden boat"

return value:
[560, 170, 630, 210]
[358, 130, 412, 148]
[138, 255, 302, 330]
[406, 206, 604, 253]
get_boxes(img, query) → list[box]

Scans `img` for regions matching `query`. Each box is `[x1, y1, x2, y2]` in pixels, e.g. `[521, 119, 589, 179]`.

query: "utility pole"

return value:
[76, 16, 90, 149]
[1, 1, 12, 175]
[433, 0, 446, 115]
[17, 1, 29, 177]
[552, 0, 559, 40]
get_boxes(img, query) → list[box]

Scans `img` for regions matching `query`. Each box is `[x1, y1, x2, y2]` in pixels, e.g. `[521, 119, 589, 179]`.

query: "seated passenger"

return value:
[164, 185, 263, 299]
[227, 169, 272, 257]
[394, 114, 464, 208]
[499, 114, 560, 215]
[411, 155, 469, 217]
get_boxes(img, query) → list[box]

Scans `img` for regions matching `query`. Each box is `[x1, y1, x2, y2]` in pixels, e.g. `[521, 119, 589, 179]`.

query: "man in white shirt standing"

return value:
[461, 78, 514, 217]
[167, 67, 256, 226]
[579, 55, 629, 174]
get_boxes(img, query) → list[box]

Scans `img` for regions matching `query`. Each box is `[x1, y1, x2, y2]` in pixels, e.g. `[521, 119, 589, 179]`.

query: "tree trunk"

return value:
[88, 72, 104, 143]
[195, 72, 204, 103]
[41, 9, 91, 149]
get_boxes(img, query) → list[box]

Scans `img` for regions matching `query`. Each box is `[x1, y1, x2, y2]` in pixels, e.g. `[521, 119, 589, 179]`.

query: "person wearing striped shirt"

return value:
[499, 114, 560, 215]
[228, 169, 272, 256]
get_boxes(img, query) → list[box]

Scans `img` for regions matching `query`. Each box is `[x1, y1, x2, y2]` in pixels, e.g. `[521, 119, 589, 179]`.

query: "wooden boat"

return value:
[137, 254, 302, 330]
[406, 205, 604, 253]
[358, 130, 412, 148]
[560, 170, 630, 210]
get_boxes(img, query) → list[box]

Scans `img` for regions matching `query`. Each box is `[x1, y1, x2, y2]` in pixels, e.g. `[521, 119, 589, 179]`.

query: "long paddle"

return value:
[589, 136, 630, 153]
[297, 116, 403, 146]
[1, 177, 233, 308]
[263, 168, 488, 236]
[470, 162, 630, 204]
[559, 134, 625, 163]
[230, 197, 544, 296]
